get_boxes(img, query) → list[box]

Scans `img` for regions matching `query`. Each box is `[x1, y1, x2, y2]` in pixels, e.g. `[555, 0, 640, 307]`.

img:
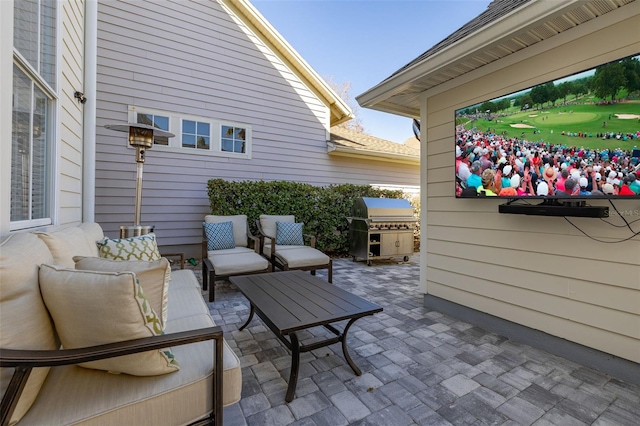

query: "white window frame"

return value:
[128, 106, 252, 159]
[9, 0, 59, 231]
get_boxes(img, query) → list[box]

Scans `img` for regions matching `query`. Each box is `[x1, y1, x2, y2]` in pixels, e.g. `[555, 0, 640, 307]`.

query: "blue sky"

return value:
[252, 0, 492, 143]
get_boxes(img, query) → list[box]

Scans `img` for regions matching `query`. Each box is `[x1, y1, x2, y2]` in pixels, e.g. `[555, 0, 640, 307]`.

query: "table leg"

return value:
[285, 332, 300, 403]
[341, 317, 362, 376]
[239, 304, 255, 331]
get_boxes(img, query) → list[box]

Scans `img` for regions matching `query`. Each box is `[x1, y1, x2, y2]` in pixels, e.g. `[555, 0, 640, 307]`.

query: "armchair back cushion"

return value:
[39, 264, 179, 376]
[0, 233, 58, 425]
[204, 215, 248, 247]
[74, 256, 171, 330]
[259, 215, 295, 240]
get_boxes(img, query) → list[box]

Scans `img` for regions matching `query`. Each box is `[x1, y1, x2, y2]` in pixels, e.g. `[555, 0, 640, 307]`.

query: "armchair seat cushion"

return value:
[208, 249, 269, 276]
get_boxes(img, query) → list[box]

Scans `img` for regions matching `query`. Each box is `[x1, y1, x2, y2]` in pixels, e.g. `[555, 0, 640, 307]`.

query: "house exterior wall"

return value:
[58, 0, 86, 226]
[421, 13, 640, 362]
[0, 1, 86, 235]
[95, 0, 419, 255]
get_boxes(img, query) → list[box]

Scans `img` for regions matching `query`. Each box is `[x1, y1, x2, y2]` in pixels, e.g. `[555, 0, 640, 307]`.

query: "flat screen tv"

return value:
[455, 53, 640, 200]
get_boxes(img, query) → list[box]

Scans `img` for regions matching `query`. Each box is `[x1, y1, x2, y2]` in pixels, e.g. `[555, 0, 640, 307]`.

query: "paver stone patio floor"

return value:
[185, 255, 640, 426]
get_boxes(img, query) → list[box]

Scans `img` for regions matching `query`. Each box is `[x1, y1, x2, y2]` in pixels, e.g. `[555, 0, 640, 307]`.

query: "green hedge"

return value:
[207, 179, 414, 255]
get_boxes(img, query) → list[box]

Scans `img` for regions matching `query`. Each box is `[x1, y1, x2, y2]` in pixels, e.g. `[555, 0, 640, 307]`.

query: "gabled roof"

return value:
[357, 0, 637, 117]
[328, 126, 420, 165]
[222, 0, 353, 126]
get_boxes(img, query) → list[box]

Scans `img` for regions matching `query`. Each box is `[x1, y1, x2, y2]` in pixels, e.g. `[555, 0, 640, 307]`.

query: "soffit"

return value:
[357, 0, 636, 118]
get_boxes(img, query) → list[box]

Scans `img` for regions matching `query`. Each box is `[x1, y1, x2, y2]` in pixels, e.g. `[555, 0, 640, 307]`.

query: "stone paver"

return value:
[179, 256, 640, 425]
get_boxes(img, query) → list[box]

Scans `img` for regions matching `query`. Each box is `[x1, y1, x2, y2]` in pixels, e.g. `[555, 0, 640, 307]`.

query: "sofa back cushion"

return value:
[35, 226, 99, 268]
[204, 215, 248, 247]
[259, 215, 295, 240]
[78, 222, 105, 255]
[0, 233, 59, 425]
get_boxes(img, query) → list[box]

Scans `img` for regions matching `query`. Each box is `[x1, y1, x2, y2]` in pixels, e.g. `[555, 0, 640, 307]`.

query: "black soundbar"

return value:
[499, 202, 609, 218]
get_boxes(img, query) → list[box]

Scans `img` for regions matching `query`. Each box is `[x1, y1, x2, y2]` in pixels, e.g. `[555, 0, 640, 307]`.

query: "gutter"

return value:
[82, 0, 98, 222]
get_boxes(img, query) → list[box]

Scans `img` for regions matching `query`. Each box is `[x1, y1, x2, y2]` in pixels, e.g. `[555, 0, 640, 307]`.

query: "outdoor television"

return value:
[455, 53, 640, 201]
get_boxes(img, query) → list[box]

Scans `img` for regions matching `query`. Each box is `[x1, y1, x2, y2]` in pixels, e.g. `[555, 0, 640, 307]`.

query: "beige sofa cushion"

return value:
[0, 233, 58, 426]
[259, 214, 294, 239]
[204, 215, 248, 247]
[39, 264, 179, 376]
[78, 222, 105, 255]
[74, 256, 171, 329]
[35, 227, 98, 268]
[18, 315, 240, 425]
[17, 270, 242, 426]
[167, 270, 241, 406]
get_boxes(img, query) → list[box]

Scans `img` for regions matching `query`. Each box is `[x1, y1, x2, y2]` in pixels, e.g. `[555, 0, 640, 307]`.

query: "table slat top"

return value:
[230, 271, 382, 334]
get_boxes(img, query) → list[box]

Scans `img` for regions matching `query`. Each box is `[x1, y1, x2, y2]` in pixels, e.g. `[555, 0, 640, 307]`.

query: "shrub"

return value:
[207, 179, 418, 256]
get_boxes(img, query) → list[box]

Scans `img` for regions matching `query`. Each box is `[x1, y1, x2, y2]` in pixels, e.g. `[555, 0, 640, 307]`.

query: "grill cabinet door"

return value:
[380, 232, 414, 257]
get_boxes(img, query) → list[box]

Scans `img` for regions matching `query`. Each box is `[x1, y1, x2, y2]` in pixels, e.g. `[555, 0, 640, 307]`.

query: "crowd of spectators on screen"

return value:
[455, 127, 640, 197]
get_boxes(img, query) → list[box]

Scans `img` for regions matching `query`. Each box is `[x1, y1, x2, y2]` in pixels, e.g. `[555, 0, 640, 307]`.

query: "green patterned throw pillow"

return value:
[98, 233, 161, 261]
[39, 264, 179, 376]
[276, 222, 304, 245]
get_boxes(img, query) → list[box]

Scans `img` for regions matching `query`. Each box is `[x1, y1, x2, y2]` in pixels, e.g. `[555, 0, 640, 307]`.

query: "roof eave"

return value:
[356, 0, 584, 114]
[327, 143, 420, 165]
[224, 0, 354, 126]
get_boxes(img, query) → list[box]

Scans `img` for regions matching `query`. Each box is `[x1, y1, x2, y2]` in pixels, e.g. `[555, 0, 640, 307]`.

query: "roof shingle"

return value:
[329, 126, 419, 158]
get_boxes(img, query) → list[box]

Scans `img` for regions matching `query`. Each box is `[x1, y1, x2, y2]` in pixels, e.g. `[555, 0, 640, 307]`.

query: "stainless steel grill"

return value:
[347, 197, 416, 265]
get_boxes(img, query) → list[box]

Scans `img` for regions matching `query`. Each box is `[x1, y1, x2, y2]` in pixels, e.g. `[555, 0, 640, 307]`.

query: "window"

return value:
[221, 125, 246, 154]
[136, 112, 170, 145]
[182, 120, 210, 150]
[129, 106, 251, 159]
[11, 0, 56, 227]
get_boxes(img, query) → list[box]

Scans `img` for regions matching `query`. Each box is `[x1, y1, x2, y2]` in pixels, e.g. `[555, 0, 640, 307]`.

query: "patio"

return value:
[189, 256, 640, 426]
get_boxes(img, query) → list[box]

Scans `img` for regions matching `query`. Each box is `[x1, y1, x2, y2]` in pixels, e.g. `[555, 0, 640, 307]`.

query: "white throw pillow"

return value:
[39, 264, 179, 376]
[73, 256, 171, 329]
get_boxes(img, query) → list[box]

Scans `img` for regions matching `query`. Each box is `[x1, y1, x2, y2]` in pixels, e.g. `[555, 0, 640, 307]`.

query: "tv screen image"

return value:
[455, 53, 640, 200]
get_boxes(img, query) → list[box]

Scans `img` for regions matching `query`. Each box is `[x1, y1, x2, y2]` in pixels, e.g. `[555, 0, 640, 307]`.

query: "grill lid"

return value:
[351, 197, 414, 219]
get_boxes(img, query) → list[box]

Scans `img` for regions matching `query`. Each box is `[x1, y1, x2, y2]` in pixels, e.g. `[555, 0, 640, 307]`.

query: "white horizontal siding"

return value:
[423, 15, 640, 362]
[57, 1, 85, 226]
[94, 0, 418, 248]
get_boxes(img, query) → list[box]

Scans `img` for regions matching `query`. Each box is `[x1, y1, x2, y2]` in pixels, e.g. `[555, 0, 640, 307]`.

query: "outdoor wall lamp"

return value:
[74, 91, 87, 104]
[104, 123, 174, 235]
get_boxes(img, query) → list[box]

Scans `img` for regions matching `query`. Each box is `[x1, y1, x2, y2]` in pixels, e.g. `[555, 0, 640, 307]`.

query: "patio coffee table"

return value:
[230, 270, 383, 402]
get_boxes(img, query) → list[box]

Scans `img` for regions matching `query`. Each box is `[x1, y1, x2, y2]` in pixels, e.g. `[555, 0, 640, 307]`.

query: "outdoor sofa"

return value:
[0, 223, 241, 426]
